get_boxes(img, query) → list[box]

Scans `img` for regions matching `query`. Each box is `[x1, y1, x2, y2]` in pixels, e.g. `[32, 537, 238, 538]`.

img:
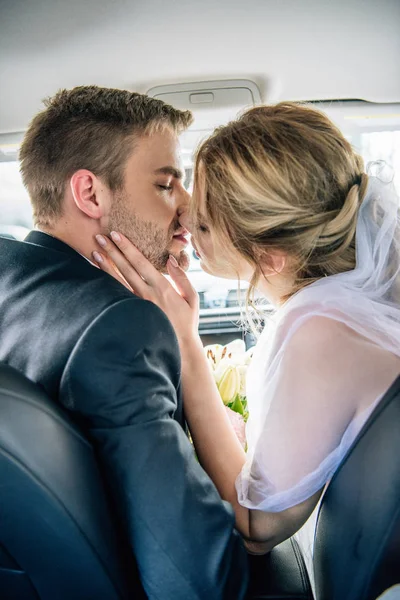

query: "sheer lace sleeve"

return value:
[236, 313, 395, 512]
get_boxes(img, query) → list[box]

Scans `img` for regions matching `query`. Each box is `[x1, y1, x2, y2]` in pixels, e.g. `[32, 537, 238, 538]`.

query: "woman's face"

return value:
[180, 180, 254, 281]
[180, 169, 294, 305]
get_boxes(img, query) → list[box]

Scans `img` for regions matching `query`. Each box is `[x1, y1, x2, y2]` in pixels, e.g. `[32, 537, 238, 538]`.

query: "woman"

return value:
[92, 102, 400, 582]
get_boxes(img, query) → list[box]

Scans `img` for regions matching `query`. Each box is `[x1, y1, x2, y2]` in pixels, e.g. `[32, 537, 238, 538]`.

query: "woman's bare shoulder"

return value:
[284, 314, 359, 357]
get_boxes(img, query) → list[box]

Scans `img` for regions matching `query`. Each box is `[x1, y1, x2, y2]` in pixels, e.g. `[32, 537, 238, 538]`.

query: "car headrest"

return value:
[0, 362, 143, 599]
[314, 375, 400, 600]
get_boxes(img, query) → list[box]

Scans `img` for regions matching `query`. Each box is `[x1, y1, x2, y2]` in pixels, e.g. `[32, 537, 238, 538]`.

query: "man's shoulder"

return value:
[64, 293, 178, 353]
[49, 261, 174, 345]
[61, 295, 181, 414]
[0, 233, 133, 307]
[0, 233, 175, 349]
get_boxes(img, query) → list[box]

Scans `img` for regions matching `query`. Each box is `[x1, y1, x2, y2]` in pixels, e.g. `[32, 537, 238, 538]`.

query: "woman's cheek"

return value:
[198, 241, 214, 264]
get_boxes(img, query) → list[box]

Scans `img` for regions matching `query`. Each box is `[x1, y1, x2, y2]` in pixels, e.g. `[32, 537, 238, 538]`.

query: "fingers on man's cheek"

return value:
[93, 251, 104, 264]
[95, 254, 113, 274]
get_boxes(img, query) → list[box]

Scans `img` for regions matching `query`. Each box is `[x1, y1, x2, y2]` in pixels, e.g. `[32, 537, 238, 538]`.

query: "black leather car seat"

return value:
[2, 361, 399, 600]
[0, 362, 143, 600]
[246, 376, 400, 600]
[313, 375, 400, 600]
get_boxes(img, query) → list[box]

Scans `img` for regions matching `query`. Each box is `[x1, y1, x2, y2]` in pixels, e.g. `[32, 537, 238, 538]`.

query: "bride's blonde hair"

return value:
[193, 102, 368, 306]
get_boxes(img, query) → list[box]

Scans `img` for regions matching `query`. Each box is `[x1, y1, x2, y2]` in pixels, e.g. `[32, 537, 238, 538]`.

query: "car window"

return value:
[0, 161, 32, 235]
[1, 124, 399, 321]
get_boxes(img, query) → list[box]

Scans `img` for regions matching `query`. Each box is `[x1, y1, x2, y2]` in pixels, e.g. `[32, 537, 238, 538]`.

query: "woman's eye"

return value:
[157, 184, 173, 191]
[198, 224, 209, 233]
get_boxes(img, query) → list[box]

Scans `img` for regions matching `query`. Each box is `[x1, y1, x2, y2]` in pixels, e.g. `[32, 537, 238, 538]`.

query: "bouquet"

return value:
[204, 339, 254, 449]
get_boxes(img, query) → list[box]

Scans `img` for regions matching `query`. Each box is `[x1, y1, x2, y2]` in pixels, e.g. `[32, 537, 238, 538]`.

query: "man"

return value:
[0, 86, 248, 599]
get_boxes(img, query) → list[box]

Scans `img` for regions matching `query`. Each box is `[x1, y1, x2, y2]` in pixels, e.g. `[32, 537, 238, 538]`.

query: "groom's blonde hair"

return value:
[193, 102, 368, 308]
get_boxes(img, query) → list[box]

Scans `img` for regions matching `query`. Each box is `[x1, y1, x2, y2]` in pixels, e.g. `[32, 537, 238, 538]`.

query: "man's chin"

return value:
[159, 251, 189, 274]
[177, 250, 190, 272]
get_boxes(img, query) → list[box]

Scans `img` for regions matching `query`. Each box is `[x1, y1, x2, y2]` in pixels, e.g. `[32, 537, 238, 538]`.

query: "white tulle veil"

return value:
[236, 162, 400, 512]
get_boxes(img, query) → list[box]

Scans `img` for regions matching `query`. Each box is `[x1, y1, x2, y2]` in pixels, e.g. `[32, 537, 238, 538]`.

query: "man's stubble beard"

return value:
[107, 193, 189, 274]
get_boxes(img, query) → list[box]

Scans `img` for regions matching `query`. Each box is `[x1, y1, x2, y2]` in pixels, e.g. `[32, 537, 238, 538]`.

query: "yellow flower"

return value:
[217, 366, 241, 405]
[203, 339, 253, 421]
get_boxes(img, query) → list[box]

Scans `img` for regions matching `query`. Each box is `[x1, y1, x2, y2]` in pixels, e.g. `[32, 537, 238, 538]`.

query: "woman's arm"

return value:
[179, 335, 324, 549]
[91, 232, 323, 547]
[179, 335, 250, 535]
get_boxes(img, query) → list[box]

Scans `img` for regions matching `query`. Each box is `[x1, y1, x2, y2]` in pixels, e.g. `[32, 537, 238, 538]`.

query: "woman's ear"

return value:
[258, 250, 287, 276]
[69, 170, 110, 220]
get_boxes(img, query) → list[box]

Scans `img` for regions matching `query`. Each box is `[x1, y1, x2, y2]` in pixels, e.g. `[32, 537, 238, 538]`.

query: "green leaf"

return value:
[230, 394, 244, 415]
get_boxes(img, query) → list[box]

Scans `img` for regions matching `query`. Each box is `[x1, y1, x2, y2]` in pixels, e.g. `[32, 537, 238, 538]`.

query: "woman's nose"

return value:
[178, 207, 193, 233]
[180, 186, 191, 208]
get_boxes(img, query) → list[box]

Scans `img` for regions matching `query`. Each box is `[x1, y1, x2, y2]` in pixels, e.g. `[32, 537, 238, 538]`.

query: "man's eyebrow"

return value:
[154, 166, 184, 180]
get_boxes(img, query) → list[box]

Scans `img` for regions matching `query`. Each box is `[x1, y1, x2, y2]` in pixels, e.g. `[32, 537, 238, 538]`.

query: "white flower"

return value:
[223, 339, 246, 358]
[236, 364, 248, 397]
[204, 340, 247, 369]
[204, 338, 254, 410]
[244, 347, 254, 365]
[204, 344, 224, 371]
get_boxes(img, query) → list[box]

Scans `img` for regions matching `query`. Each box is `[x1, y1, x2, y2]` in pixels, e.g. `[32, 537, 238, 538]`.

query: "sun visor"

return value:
[147, 80, 262, 161]
[147, 79, 261, 126]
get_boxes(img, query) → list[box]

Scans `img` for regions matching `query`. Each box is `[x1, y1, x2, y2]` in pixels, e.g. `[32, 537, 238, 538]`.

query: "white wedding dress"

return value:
[235, 169, 400, 590]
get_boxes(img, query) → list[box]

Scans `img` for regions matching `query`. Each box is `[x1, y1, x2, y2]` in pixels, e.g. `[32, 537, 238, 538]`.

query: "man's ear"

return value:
[69, 170, 109, 220]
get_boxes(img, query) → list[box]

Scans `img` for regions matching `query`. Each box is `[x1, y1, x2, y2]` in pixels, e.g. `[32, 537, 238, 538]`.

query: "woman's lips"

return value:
[172, 233, 189, 246]
[172, 227, 190, 247]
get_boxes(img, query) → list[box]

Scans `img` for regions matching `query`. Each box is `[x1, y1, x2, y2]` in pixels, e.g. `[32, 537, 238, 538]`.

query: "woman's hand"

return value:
[93, 231, 200, 344]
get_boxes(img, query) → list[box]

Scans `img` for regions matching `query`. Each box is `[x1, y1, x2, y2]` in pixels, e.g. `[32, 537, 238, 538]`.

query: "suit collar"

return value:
[25, 230, 85, 261]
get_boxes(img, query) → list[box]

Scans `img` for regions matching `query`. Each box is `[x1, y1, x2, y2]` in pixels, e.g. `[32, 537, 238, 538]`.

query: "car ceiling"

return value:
[0, 0, 399, 135]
